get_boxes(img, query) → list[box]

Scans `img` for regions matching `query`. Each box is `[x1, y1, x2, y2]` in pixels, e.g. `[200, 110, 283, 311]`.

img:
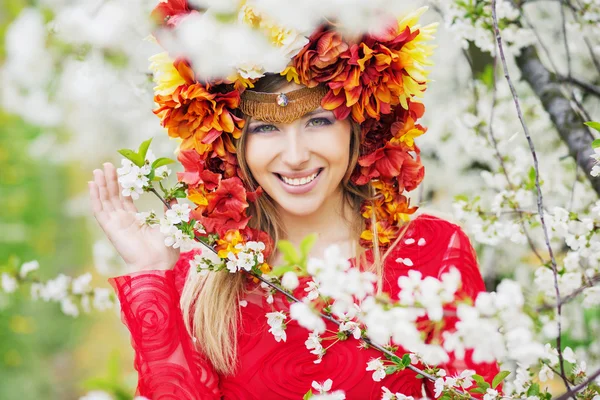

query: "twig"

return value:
[555, 366, 600, 400]
[537, 273, 600, 312]
[558, 76, 600, 99]
[491, 1, 572, 396]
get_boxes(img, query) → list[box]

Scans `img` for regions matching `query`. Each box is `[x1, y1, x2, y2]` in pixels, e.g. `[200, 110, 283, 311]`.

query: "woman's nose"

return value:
[281, 130, 310, 168]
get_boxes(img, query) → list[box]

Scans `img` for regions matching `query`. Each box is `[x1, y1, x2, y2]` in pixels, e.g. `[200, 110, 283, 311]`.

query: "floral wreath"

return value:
[148, 0, 436, 260]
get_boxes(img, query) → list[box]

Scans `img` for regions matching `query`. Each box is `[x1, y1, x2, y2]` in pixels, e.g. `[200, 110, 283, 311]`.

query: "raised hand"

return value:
[88, 162, 180, 272]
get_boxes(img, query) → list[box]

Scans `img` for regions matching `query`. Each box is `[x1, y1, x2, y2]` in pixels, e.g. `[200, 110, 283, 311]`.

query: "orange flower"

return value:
[390, 116, 425, 148]
[384, 194, 418, 223]
[360, 220, 400, 248]
[153, 82, 245, 149]
[294, 28, 349, 88]
[216, 229, 244, 258]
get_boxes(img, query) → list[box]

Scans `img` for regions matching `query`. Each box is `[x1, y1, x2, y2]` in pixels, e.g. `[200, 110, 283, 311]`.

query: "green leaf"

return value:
[415, 374, 424, 379]
[152, 157, 175, 169]
[492, 370, 510, 389]
[388, 355, 402, 364]
[117, 149, 143, 167]
[592, 138, 600, 149]
[402, 354, 411, 367]
[173, 189, 187, 198]
[299, 233, 318, 258]
[138, 138, 153, 161]
[472, 374, 486, 385]
[302, 389, 314, 400]
[270, 265, 296, 277]
[385, 365, 398, 375]
[470, 387, 487, 395]
[527, 383, 540, 397]
[277, 240, 300, 265]
[584, 121, 600, 133]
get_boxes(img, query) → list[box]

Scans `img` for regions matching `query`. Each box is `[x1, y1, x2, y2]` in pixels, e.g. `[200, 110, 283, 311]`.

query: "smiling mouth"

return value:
[276, 169, 323, 187]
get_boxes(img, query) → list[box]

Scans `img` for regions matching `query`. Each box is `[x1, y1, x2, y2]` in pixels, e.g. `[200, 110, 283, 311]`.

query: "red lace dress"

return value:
[108, 214, 499, 399]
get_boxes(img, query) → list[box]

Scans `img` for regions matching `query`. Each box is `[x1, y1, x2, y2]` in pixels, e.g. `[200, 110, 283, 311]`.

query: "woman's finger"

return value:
[88, 181, 107, 224]
[120, 183, 138, 213]
[94, 169, 115, 213]
[103, 162, 124, 211]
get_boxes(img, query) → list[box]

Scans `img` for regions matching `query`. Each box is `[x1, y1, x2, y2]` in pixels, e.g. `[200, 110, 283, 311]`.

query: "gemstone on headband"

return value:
[276, 93, 289, 107]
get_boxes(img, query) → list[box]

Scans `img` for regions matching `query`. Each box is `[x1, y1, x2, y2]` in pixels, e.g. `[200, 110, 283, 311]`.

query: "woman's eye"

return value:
[307, 117, 332, 127]
[252, 124, 278, 133]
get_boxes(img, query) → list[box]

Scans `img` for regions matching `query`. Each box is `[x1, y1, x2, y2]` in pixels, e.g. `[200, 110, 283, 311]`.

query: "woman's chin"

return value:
[274, 195, 325, 218]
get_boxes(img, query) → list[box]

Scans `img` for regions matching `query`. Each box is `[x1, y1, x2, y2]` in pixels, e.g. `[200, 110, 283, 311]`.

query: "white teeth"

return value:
[281, 172, 318, 186]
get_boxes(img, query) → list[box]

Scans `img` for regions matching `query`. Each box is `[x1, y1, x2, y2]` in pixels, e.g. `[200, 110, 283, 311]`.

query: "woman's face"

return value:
[244, 83, 352, 217]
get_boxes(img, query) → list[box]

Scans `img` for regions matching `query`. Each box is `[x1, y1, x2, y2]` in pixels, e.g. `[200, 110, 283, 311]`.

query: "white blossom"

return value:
[266, 311, 287, 342]
[281, 271, 299, 290]
[366, 358, 386, 382]
[1, 273, 18, 293]
[19, 260, 40, 279]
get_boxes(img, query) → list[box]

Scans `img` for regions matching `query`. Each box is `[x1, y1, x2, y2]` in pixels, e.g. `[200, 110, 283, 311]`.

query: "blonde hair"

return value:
[180, 75, 406, 375]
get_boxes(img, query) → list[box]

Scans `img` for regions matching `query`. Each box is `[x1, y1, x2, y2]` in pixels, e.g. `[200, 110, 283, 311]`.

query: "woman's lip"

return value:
[274, 167, 322, 179]
[275, 169, 323, 195]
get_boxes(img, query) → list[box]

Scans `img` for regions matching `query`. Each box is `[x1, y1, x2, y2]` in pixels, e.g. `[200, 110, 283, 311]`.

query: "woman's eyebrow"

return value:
[303, 108, 328, 118]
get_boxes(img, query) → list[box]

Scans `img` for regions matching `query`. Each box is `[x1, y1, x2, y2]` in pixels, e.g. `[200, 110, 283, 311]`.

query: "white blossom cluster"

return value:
[225, 241, 266, 273]
[592, 147, 600, 177]
[1, 260, 114, 318]
[79, 391, 149, 400]
[429, 0, 536, 56]
[265, 310, 287, 342]
[310, 378, 345, 400]
[136, 203, 197, 252]
[158, 0, 423, 81]
[433, 369, 475, 398]
[117, 150, 171, 200]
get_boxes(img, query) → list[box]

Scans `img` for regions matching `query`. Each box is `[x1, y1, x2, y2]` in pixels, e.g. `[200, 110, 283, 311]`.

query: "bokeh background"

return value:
[1, 0, 599, 399]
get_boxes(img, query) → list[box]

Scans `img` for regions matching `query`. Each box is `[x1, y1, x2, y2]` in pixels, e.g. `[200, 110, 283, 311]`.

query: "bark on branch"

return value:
[514, 45, 600, 196]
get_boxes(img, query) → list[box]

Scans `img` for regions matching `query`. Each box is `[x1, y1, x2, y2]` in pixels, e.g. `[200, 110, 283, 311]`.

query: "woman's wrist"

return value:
[127, 261, 174, 272]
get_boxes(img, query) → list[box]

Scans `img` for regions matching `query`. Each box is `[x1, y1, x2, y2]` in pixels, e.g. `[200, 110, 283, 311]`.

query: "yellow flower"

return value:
[390, 116, 425, 148]
[239, 3, 261, 28]
[280, 66, 300, 84]
[216, 230, 244, 258]
[149, 52, 186, 96]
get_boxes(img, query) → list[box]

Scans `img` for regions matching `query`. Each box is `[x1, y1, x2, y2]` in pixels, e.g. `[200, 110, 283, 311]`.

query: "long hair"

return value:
[180, 75, 403, 375]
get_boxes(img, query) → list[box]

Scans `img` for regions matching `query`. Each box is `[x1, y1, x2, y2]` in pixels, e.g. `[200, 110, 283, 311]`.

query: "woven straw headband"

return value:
[239, 85, 329, 123]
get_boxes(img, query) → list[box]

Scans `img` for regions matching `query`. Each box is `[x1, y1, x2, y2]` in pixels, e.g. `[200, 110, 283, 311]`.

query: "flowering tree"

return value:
[1, 0, 600, 399]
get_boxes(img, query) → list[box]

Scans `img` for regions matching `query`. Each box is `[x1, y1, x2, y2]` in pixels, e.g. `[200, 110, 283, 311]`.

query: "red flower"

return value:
[354, 142, 411, 185]
[193, 177, 251, 236]
[151, 0, 192, 27]
[177, 150, 221, 190]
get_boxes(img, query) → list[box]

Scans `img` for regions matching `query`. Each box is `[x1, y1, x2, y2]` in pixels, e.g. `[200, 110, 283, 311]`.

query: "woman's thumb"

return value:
[163, 198, 178, 213]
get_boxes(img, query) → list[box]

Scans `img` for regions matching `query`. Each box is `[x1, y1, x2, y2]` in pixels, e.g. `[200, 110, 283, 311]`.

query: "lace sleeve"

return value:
[108, 251, 222, 400]
[423, 223, 500, 397]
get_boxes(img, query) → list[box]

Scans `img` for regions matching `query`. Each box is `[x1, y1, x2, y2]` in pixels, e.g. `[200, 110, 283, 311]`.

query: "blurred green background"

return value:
[0, 1, 136, 398]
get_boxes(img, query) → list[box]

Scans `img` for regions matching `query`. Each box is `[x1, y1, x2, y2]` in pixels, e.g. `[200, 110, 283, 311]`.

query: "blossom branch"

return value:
[555, 366, 600, 400]
[148, 179, 476, 399]
[491, 0, 572, 395]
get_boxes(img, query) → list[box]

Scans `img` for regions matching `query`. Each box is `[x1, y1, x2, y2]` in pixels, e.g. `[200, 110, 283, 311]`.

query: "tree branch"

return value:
[514, 45, 600, 195]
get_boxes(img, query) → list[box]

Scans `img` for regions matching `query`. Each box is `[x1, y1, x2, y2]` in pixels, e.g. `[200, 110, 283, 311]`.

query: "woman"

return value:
[88, 2, 498, 399]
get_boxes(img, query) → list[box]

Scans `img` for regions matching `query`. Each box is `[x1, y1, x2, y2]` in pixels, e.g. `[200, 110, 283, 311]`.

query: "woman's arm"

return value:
[109, 251, 222, 399]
